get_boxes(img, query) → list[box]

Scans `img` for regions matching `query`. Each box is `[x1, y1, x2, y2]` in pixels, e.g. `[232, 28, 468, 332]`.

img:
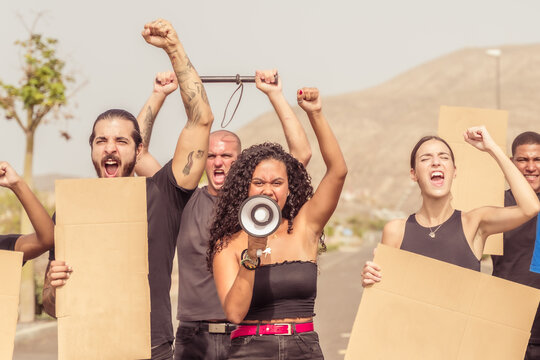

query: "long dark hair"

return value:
[207, 142, 321, 271]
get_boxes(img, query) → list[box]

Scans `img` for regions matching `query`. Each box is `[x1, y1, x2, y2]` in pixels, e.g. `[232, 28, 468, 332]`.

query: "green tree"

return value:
[0, 17, 75, 322]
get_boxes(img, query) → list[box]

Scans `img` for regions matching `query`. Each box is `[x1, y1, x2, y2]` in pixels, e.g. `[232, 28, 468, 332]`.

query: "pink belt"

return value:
[230, 322, 314, 339]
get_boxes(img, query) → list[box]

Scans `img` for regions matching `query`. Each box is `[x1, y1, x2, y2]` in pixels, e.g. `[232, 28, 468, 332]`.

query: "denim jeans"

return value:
[174, 324, 231, 360]
[147, 341, 174, 360]
[228, 331, 324, 360]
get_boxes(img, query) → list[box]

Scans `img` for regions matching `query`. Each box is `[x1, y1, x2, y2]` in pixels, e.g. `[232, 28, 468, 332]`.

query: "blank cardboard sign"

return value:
[0, 250, 23, 360]
[345, 244, 540, 360]
[55, 177, 150, 360]
[438, 106, 508, 255]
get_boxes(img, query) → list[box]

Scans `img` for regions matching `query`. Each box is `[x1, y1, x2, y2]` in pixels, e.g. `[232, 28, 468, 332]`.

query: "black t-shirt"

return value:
[492, 189, 540, 344]
[146, 160, 193, 346]
[49, 160, 193, 347]
[0, 234, 20, 251]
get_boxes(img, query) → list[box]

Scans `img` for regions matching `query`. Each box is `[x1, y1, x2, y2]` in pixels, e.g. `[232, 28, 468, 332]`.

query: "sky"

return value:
[1, 0, 540, 179]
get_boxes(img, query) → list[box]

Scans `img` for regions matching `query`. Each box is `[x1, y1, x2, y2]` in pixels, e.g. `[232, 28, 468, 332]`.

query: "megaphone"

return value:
[238, 195, 282, 238]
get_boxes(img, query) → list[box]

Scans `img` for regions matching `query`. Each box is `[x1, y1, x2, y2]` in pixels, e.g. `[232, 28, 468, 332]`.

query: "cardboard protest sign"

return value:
[55, 177, 150, 360]
[0, 250, 23, 360]
[345, 244, 540, 360]
[438, 106, 508, 255]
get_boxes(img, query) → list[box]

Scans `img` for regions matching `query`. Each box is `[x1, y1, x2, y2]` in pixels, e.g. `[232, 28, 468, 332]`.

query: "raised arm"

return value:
[0, 162, 54, 260]
[142, 19, 214, 189]
[135, 71, 179, 177]
[297, 88, 348, 234]
[255, 69, 311, 166]
[464, 126, 540, 243]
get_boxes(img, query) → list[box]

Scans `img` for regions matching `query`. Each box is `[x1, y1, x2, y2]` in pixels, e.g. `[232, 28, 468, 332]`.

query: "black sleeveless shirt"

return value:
[244, 261, 317, 321]
[400, 210, 480, 271]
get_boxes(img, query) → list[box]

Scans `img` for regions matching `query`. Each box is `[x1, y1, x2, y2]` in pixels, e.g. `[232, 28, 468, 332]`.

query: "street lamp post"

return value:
[486, 48, 502, 109]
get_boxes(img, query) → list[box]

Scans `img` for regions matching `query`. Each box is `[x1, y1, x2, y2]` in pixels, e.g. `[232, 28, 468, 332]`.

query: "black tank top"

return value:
[244, 261, 317, 321]
[400, 210, 480, 271]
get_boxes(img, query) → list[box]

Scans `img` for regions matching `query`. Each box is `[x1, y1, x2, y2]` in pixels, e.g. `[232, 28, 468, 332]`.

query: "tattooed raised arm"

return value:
[135, 71, 179, 177]
[142, 19, 214, 189]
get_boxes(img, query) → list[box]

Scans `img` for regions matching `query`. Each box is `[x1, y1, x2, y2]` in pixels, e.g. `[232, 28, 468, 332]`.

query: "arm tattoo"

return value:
[171, 51, 211, 128]
[183, 151, 194, 175]
[196, 150, 204, 159]
[142, 106, 154, 146]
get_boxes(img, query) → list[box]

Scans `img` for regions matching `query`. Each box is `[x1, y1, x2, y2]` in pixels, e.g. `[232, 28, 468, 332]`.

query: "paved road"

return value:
[12, 240, 376, 360]
[316, 239, 376, 359]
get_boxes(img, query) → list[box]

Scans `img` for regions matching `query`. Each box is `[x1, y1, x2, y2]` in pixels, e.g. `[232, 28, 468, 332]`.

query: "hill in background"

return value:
[237, 44, 540, 220]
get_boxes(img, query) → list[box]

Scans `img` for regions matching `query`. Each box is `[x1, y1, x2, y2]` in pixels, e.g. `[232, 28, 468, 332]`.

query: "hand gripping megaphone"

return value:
[238, 195, 282, 238]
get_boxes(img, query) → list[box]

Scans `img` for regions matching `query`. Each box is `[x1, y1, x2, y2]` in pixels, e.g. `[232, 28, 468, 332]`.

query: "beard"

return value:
[92, 154, 137, 178]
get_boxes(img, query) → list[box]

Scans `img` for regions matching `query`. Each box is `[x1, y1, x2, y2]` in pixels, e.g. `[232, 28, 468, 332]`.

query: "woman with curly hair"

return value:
[208, 87, 347, 359]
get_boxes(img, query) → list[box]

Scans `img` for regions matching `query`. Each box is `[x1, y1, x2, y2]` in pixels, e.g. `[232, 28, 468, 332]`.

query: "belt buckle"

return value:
[208, 323, 227, 333]
[273, 323, 292, 336]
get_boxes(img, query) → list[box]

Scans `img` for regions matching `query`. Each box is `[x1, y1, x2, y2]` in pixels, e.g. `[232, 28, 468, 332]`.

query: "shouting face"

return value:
[91, 118, 141, 178]
[206, 131, 240, 195]
[248, 159, 289, 210]
[410, 139, 456, 199]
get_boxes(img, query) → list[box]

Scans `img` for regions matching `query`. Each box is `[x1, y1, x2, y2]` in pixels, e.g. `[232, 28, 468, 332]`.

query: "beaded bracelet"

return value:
[240, 249, 260, 270]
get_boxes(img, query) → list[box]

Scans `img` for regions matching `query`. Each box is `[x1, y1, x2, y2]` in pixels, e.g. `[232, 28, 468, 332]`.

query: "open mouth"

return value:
[102, 156, 120, 178]
[430, 171, 445, 187]
[213, 169, 226, 184]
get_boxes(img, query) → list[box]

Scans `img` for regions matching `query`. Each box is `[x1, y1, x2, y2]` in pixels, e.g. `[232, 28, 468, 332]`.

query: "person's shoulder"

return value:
[220, 230, 245, 250]
[383, 218, 406, 234]
[0, 234, 22, 251]
[148, 159, 173, 182]
[381, 218, 406, 248]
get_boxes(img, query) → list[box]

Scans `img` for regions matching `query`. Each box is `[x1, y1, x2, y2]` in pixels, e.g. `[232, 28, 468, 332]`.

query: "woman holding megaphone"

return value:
[207, 87, 347, 359]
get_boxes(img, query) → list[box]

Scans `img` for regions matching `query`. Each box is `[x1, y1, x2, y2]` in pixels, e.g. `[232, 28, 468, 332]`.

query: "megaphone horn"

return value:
[238, 195, 282, 238]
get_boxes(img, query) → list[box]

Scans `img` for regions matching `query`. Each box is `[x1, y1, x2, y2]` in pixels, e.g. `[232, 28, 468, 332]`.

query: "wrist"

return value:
[151, 90, 168, 100]
[487, 143, 503, 158]
[266, 91, 284, 101]
[307, 109, 323, 119]
[9, 178, 25, 193]
[165, 43, 184, 57]
[246, 248, 260, 261]
[241, 249, 260, 270]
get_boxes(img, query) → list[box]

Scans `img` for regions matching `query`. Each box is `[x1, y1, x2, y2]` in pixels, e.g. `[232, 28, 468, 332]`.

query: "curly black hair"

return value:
[207, 142, 325, 271]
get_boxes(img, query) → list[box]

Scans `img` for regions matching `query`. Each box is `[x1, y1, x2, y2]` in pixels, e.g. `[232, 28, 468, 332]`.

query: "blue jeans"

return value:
[174, 324, 231, 360]
[228, 331, 324, 360]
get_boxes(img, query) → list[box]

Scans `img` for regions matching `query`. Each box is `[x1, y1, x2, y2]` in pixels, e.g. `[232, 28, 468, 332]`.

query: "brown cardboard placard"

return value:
[0, 250, 23, 360]
[55, 177, 150, 360]
[345, 244, 540, 360]
[438, 106, 508, 255]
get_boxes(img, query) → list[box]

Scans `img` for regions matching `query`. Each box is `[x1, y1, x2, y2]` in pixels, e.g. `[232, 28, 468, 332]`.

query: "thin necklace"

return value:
[428, 223, 443, 238]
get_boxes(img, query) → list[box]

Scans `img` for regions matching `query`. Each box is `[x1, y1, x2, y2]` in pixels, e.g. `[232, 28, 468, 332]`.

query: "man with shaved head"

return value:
[136, 69, 312, 360]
